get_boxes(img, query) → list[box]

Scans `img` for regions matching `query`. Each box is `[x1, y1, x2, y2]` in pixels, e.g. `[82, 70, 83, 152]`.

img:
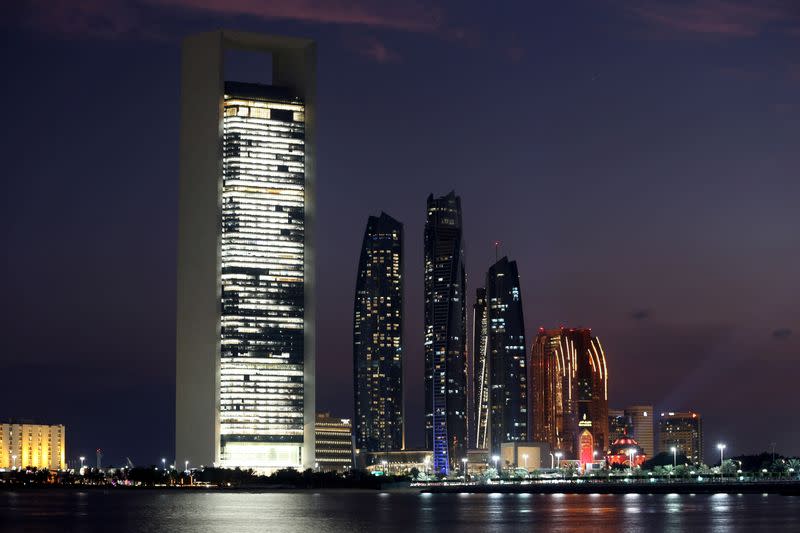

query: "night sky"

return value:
[2, 1, 799, 467]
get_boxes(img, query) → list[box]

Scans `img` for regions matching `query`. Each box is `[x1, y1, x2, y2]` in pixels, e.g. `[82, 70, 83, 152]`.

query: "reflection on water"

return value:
[1, 490, 798, 532]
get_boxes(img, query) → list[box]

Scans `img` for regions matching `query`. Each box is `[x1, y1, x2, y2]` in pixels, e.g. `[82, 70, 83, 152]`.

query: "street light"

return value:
[522, 453, 529, 471]
[185, 460, 189, 472]
[549, 452, 555, 469]
[555, 452, 563, 470]
[11, 455, 17, 469]
[423, 456, 430, 475]
[492, 455, 500, 473]
[717, 443, 726, 466]
[461, 457, 468, 478]
[381, 460, 388, 475]
[670, 446, 677, 467]
[627, 449, 636, 469]
[162, 458, 166, 470]
[80, 456, 85, 469]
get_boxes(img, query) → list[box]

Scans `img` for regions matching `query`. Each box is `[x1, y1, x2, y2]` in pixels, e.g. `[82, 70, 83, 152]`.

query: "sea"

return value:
[2, 489, 799, 532]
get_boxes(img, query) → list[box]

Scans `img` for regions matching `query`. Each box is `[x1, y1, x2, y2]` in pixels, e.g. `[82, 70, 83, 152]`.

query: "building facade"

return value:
[608, 408, 633, 443]
[530, 328, 609, 458]
[176, 31, 316, 473]
[353, 213, 404, 454]
[625, 405, 654, 459]
[0, 422, 65, 470]
[315, 413, 353, 472]
[485, 257, 528, 455]
[658, 411, 703, 465]
[472, 288, 489, 450]
[423, 192, 468, 475]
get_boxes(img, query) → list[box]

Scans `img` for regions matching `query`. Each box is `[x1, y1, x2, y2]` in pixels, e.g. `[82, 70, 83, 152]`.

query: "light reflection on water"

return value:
[1, 490, 798, 533]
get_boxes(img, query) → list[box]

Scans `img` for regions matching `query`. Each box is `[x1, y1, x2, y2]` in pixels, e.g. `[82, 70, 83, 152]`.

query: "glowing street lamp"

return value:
[461, 457, 468, 478]
[717, 443, 726, 466]
[522, 453, 529, 470]
[162, 458, 167, 470]
[627, 449, 636, 469]
[671, 446, 677, 467]
[492, 455, 500, 473]
[381, 460, 388, 474]
[554, 452, 563, 470]
[80, 456, 85, 469]
[11, 455, 17, 469]
[549, 452, 555, 469]
[185, 460, 189, 472]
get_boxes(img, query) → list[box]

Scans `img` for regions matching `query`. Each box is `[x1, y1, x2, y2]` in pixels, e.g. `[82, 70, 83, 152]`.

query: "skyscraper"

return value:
[353, 213, 404, 454]
[625, 405, 654, 458]
[658, 411, 703, 464]
[424, 192, 467, 475]
[530, 328, 609, 458]
[486, 257, 528, 455]
[176, 31, 316, 473]
[472, 288, 489, 450]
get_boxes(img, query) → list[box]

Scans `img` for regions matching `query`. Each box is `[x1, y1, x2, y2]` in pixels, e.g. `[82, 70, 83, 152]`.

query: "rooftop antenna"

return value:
[494, 241, 501, 262]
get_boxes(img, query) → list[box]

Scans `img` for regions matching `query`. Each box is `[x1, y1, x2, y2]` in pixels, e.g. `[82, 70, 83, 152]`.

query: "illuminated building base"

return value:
[219, 443, 302, 473]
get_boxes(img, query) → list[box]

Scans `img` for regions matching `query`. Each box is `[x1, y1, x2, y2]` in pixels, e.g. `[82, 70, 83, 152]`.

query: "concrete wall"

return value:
[176, 30, 316, 470]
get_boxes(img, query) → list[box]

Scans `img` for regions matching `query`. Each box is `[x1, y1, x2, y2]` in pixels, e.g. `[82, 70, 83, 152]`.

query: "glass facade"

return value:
[424, 192, 467, 475]
[218, 82, 306, 470]
[353, 213, 404, 454]
[486, 257, 527, 455]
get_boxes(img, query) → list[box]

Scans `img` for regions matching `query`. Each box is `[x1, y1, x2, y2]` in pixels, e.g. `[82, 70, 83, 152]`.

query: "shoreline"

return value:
[423, 481, 800, 496]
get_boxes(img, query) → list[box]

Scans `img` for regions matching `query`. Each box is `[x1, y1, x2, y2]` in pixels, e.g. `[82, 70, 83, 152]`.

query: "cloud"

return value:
[21, 0, 446, 39]
[357, 37, 400, 63]
[623, 0, 800, 39]
[772, 328, 792, 340]
[629, 308, 652, 321]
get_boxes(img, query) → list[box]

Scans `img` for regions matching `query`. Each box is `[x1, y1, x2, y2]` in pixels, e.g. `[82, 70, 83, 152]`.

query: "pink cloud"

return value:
[624, 0, 800, 38]
[22, 0, 445, 39]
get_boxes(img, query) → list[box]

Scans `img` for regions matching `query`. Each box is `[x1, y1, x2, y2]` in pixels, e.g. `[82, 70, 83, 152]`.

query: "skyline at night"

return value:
[2, 0, 799, 469]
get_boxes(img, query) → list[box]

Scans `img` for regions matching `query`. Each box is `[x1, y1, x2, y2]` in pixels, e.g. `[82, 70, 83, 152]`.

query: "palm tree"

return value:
[786, 458, 800, 478]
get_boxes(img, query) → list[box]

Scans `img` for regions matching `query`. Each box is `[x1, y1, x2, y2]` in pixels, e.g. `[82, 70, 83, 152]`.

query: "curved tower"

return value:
[353, 213, 404, 455]
[424, 192, 467, 475]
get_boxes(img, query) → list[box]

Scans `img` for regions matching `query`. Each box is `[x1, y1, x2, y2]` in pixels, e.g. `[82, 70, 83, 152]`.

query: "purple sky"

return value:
[2, 0, 799, 466]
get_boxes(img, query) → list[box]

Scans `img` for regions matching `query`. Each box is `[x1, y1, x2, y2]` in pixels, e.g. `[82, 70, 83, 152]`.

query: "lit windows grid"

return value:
[220, 90, 305, 459]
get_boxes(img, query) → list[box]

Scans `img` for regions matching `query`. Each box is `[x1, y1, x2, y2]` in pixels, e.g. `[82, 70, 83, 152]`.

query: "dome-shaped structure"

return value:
[606, 432, 646, 467]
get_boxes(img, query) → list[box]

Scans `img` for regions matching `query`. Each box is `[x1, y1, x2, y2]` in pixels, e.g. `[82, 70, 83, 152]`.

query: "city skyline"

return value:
[3, 2, 799, 468]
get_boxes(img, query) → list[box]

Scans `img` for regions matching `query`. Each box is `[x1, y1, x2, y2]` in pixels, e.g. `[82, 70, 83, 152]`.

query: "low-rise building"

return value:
[315, 413, 352, 472]
[0, 421, 65, 470]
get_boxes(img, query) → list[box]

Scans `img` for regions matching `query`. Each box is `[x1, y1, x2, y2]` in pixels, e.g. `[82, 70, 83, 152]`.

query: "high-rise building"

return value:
[486, 257, 527, 455]
[608, 408, 633, 444]
[530, 328, 609, 458]
[625, 405, 654, 458]
[424, 191, 468, 475]
[658, 411, 703, 465]
[472, 288, 489, 450]
[353, 213, 404, 454]
[176, 31, 316, 473]
[0, 422, 65, 470]
[315, 413, 353, 472]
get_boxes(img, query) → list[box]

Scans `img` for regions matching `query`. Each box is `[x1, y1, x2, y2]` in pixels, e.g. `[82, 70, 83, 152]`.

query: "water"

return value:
[2, 490, 799, 532]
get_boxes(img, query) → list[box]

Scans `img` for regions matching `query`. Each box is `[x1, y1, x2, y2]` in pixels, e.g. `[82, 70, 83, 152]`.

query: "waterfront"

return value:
[2, 490, 799, 532]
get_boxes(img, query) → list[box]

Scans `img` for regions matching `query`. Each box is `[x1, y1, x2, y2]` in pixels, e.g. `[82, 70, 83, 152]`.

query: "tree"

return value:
[409, 467, 420, 480]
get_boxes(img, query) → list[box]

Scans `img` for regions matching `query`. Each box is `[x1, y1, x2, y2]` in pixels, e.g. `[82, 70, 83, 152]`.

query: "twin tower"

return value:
[353, 193, 529, 475]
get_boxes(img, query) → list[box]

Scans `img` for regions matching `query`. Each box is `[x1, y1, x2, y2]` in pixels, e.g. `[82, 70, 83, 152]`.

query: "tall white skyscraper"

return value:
[176, 31, 316, 473]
